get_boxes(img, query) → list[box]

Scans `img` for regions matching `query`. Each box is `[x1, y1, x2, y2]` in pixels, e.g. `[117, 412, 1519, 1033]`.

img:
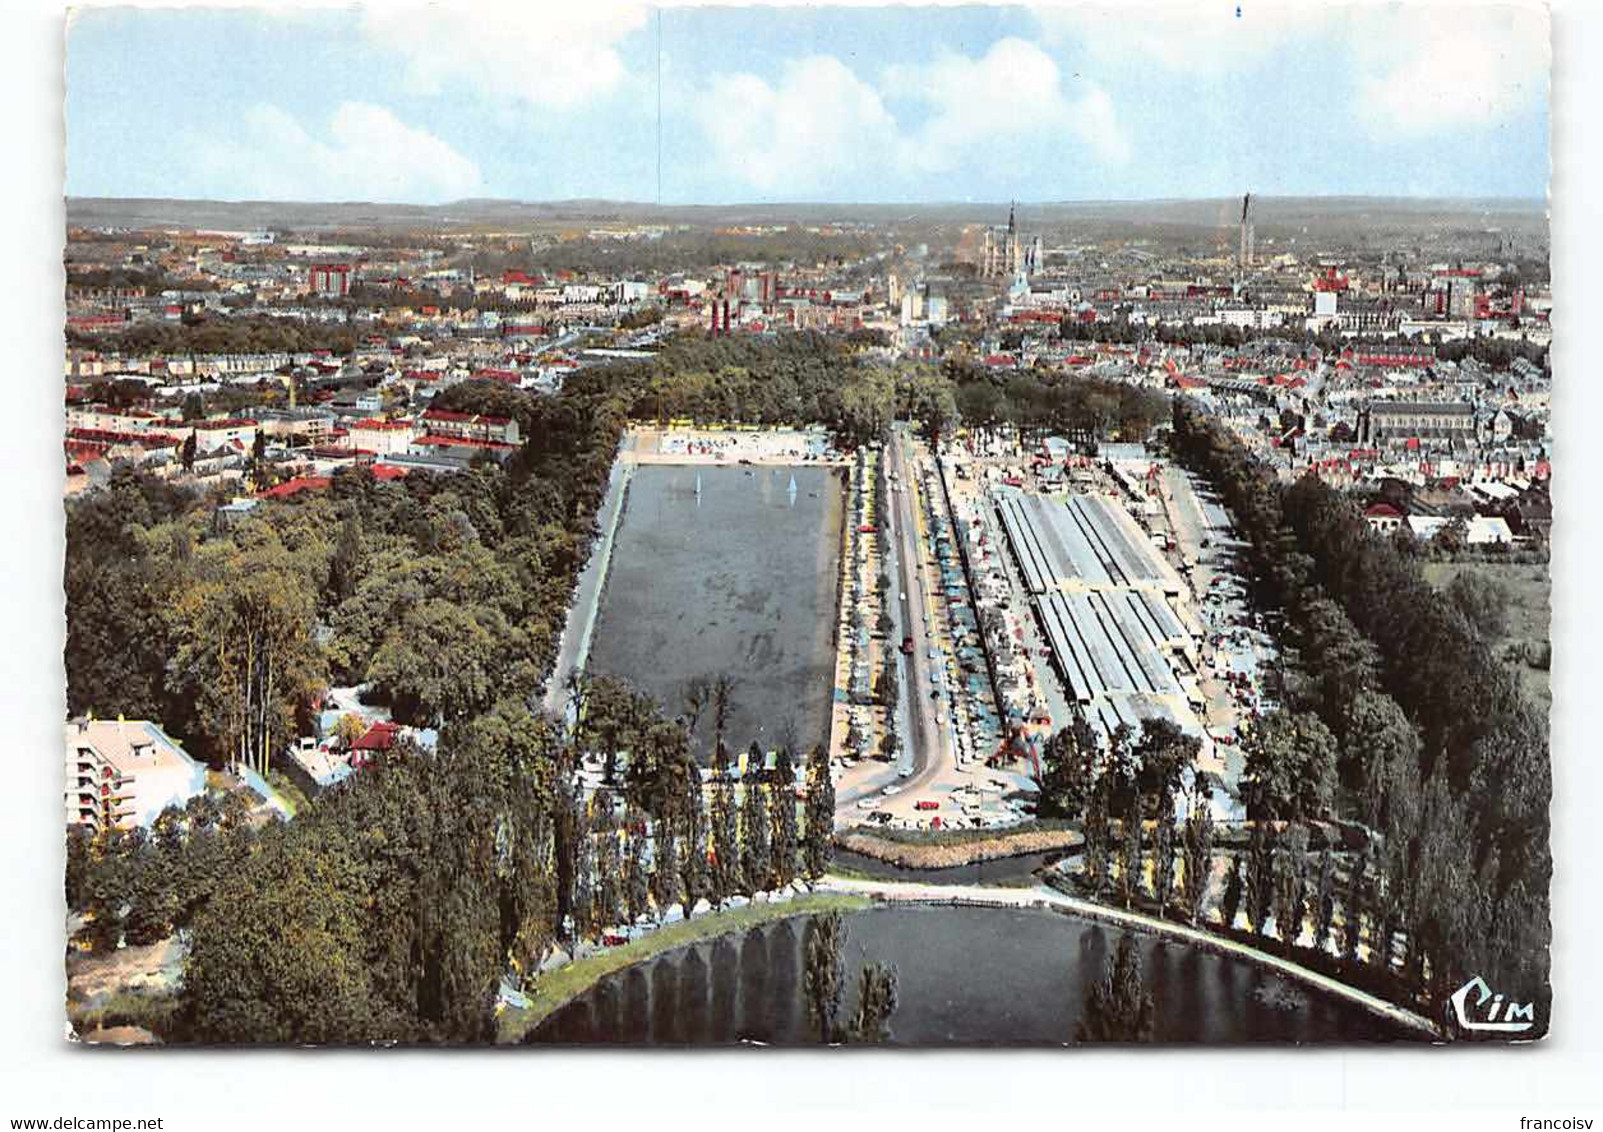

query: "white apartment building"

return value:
[65, 718, 208, 832]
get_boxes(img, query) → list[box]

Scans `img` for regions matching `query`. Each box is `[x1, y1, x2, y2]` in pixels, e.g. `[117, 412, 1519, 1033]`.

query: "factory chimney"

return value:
[1239, 193, 1255, 271]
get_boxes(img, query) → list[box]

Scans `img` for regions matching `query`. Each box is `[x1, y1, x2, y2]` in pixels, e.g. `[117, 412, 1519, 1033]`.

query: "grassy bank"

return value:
[496, 891, 873, 1043]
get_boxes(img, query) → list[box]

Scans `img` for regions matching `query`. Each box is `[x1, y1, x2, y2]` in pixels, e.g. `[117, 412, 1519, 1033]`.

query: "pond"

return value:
[530, 904, 1420, 1045]
[588, 464, 845, 761]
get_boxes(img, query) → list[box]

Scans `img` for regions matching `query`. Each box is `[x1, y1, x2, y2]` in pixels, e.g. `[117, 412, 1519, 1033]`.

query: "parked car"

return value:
[915, 800, 939, 811]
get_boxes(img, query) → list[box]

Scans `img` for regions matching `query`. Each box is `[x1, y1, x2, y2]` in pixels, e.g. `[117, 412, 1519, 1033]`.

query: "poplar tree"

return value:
[769, 747, 800, 890]
[1081, 783, 1111, 896]
[677, 782, 707, 920]
[570, 796, 595, 940]
[844, 962, 899, 1043]
[1076, 934, 1155, 1042]
[741, 780, 771, 898]
[650, 816, 678, 922]
[803, 912, 846, 1043]
[802, 745, 835, 882]
[710, 779, 740, 907]
[1118, 800, 1142, 909]
[1272, 827, 1308, 953]
[1181, 802, 1215, 925]
[1313, 846, 1337, 955]
[1152, 817, 1177, 919]
[1343, 849, 1369, 965]
[1221, 855, 1245, 931]
[624, 815, 649, 925]
[594, 824, 622, 930]
[1246, 823, 1275, 938]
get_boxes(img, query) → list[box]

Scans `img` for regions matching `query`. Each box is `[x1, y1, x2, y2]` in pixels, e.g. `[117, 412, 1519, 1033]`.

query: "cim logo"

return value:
[1450, 975, 1536, 1034]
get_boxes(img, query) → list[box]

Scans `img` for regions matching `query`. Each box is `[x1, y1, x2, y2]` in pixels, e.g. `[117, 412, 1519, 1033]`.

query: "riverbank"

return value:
[497, 891, 872, 1042]
[836, 822, 1081, 870]
[817, 873, 1442, 1041]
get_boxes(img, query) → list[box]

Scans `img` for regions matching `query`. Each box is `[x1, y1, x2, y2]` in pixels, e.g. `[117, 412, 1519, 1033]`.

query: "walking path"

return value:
[817, 873, 1442, 1040]
[541, 439, 635, 723]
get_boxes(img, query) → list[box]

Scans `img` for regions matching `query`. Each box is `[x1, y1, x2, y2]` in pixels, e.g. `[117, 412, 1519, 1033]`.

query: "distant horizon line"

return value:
[65, 192, 1549, 211]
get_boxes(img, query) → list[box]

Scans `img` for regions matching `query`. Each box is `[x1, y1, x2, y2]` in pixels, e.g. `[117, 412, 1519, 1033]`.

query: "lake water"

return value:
[588, 464, 845, 761]
[530, 904, 1419, 1045]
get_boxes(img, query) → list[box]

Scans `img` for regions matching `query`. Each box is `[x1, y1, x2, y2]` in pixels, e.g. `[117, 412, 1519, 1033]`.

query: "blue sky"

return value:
[65, 4, 1551, 204]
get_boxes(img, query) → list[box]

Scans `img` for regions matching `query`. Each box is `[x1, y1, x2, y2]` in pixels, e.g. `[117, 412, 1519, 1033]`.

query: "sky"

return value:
[64, 3, 1551, 205]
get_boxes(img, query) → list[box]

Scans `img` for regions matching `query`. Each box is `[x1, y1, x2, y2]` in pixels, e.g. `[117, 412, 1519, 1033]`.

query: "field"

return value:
[587, 464, 845, 760]
[1424, 560, 1552, 707]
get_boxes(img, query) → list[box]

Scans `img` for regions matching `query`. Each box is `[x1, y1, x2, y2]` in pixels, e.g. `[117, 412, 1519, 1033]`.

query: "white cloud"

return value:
[697, 56, 899, 194]
[885, 37, 1129, 171]
[362, 7, 649, 110]
[1037, 3, 1335, 77]
[194, 103, 483, 203]
[1038, 2, 1546, 138]
[1352, 7, 1548, 137]
[697, 39, 1129, 193]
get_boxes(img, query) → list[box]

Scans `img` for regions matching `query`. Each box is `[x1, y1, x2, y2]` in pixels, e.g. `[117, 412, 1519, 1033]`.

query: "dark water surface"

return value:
[588, 464, 844, 761]
[531, 905, 1419, 1045]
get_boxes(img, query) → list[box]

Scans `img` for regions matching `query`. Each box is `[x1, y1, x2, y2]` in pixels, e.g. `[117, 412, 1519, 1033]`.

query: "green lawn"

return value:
[1424, 560, 1551, 706]
[496, 891, 873, 1042]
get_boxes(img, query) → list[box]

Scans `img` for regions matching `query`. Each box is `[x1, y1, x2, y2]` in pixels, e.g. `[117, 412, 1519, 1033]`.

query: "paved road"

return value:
[882, 430, 958, 805]
[836, 436, 936, 815]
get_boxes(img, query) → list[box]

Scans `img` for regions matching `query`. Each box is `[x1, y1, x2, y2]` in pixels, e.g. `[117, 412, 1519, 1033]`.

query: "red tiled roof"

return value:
[422, 408, 512, 427]
[257, 475, 331, 499]
[352, 720, 402, 751]
[66, 427, 179, 449]
[414, 435, 517, 450]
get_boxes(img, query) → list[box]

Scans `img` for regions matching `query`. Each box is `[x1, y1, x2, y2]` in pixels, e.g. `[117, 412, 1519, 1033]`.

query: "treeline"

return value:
[462, 229, 881, 277]
[67, 266, 211, 294]
[445, 334, 1171, 455]
[66, 315, 361, 358]
[1171, 398, 1549, 1023]
[65, 372, 628, 769]
[943, 360, 1171, 443]
[565, 331, 950, 449]
[68, 703, 838, 1043]
[64, 354, 851, 1041]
